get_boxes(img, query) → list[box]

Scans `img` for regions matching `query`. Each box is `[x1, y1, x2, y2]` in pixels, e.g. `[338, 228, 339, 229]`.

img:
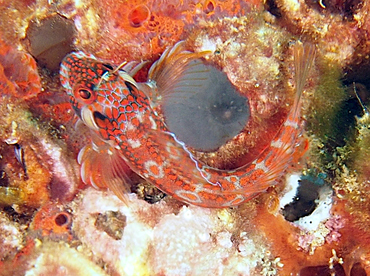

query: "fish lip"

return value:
[81, 106, 100, 131]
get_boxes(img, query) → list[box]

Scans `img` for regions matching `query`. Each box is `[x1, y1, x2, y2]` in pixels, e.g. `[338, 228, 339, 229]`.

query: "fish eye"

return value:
[73, 83, 96, 104]
[78, 88, 92, 99]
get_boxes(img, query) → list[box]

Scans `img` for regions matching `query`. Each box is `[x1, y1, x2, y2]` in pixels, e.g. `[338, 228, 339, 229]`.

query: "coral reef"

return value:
[0, 96, 79, 207]
[0, 212, 25, 261]
[0, 37, 41, 99]
[274, 0, 370, 67]
[13, 241, 108, 276]
[0, 0, 370, 275]
[72, 188, 281, 276]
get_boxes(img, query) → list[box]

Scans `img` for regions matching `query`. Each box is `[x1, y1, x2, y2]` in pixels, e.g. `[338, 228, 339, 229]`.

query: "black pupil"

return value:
[79, 88, 91, 99]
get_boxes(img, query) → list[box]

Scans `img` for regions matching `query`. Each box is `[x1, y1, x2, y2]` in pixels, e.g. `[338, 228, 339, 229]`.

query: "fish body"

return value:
[60, 42, 315, 208]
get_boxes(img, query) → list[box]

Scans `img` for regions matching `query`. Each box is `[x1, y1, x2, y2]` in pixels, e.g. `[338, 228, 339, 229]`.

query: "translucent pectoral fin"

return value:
[147, 41, 212, 104]
[145, 41, 250, 152]
[78, 138, 133, 204]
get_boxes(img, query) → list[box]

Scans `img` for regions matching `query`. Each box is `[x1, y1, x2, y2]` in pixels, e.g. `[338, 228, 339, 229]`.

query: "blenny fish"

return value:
[60, 41, 315, 208]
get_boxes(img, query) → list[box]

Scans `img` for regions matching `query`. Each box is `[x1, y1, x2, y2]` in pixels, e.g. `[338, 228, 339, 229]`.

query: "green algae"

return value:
[348, 111, 370, 179]
[306, 59, 348, 144]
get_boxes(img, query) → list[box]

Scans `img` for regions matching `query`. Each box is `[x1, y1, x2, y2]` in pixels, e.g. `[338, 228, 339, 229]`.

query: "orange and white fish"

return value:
[60, 41, 315, 208]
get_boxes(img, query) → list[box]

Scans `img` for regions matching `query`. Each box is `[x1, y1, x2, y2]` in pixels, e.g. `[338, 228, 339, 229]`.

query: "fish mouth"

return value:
[81, 106, 100, 131]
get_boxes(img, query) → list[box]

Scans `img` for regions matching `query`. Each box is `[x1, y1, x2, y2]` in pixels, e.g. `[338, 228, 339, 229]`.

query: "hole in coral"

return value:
[281, 171, 332, 229]
[128, 5, 150, 28]
[203, 0, 215, 14]
[299, 263, 345, 276]
[265, 0, 282, 17]
[54, 212, 70, 227]
[94, 211, 127, 240]
[24, 13, 76, 72]
[351, 262, 367, 276]
[135, 182, 166, 204]
[281, 179, 320, 222]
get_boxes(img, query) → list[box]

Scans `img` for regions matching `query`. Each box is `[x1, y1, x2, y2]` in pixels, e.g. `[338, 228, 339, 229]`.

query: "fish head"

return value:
[60, 52, 148, 140]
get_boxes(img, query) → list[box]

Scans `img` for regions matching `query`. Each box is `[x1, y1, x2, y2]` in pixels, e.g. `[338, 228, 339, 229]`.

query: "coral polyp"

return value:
[0, 37, 41, 99]
[128, 5, 151, 28]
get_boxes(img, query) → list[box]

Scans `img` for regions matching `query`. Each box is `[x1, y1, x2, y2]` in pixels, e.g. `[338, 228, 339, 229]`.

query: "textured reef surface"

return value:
[1, 0, 370, 275]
